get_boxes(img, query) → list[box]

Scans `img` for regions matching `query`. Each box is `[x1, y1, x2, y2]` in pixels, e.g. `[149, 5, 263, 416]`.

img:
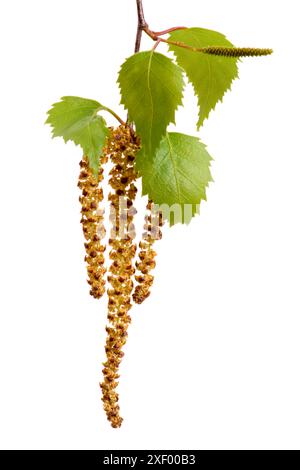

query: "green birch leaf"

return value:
[118, 51, 184, 157]
[136, 132, 213, 225]
[169, 28, 239, 128]
[46, 96, 109, 175]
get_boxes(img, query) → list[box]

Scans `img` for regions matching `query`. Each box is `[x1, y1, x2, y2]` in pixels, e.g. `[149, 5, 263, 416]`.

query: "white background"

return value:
[0, 0, 299, 450]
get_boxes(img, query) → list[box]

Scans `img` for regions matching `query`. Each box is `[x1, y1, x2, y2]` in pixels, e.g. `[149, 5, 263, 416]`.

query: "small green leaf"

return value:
[46, 96, 109, 175]
[136, 132, 213, 225]
[169, 28, 239, 128]
[118, 51, 184, 157]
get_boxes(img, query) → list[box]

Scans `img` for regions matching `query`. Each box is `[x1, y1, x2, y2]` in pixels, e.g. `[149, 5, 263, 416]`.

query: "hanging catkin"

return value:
[100, 125, 139, 428]
[78, 155, 107, 299]
[133, 200, 163, 304]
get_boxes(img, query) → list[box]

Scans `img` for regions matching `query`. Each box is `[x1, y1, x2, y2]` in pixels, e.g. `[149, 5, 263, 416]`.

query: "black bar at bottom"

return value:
[0, 449, 295, 465]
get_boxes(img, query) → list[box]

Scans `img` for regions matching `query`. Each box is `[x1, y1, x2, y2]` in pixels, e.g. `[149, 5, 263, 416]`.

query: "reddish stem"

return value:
[153, 26, 187, 36]
[152, 38, 162, 51]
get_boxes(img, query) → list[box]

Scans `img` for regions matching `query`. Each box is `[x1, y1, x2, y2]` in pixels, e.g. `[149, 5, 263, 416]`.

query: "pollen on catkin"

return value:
[133, 200, 163, 304]
[100, 125, 140, 428]
[78, 155, 107, 299]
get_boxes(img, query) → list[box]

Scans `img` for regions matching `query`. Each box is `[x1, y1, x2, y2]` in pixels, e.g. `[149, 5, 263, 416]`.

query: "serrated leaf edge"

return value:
[138, 132, 213, 225]
[168, 28, 239, 128]
[117, 51, 185, 157]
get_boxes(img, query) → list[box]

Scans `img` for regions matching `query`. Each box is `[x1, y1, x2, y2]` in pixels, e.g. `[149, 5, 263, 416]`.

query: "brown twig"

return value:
[135, 0, 147, 53]
[128, 0, 148, 125]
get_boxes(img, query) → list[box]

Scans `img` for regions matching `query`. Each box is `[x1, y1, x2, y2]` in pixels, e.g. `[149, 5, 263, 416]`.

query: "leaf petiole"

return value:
[152, 26, 187, 36]
[100, 105, 127, 126]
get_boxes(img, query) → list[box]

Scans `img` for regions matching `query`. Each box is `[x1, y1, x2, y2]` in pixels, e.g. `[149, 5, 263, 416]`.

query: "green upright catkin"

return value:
[100, 125, 139, 428]
[202, 47, 273, 57]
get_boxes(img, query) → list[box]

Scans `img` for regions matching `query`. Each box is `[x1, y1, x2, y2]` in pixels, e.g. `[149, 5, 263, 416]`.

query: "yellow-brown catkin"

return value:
[133, 200, 163, 304]
[78, 155, 107, 299]
[100, 125, 139, 428]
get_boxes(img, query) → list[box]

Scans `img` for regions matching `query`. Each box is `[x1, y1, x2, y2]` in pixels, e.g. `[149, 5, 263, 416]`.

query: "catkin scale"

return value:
[100, 126, 140, 428]
[78, 156, 107, 299]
